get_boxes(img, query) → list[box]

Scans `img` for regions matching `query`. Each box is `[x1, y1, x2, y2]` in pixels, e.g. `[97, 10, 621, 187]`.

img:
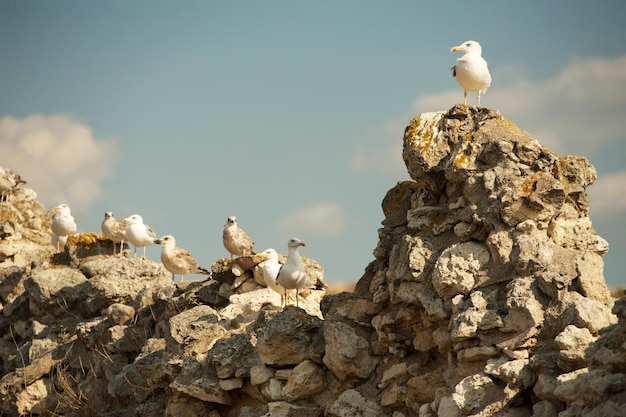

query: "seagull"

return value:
[222, 215, 255, 258]
[275, 237, 309, 308]
[154, 235, 210, 282]
[255, 248, 295, 307]
[0, 166, 26, 202]
[124, 214, 157, 258]
[101, 211, 126, 255]
[451, 40, 492, 107]
[50, 204, 77, 251]
[51, 233, 68, 251]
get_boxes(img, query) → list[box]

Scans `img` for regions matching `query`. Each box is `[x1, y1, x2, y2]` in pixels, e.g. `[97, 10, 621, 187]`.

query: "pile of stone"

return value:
[0, 105, 623, 417]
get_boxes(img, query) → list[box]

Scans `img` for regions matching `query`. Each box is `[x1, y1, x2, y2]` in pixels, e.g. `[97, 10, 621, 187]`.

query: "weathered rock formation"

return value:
[0, 105, 624, 417]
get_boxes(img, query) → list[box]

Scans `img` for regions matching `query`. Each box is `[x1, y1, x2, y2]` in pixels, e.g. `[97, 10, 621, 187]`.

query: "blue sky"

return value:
[1, 1, 625, 288]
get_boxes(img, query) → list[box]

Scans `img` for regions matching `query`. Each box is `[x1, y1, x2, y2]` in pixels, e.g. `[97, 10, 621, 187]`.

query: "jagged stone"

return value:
[256, 307, 324, 367]
[207, 333, 258, 379]
[323, 320, 378, 380]
[24, 267, 90, 317]
[105, 302, 136, 325]
[326, 389, 383, 417]
[0, 106, 621, 416]
[165, 305, 226, 356]
[281, 360, 326, 401]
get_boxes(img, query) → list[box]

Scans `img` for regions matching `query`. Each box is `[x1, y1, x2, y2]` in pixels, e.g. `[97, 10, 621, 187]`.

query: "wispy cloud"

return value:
[277, 202, 351, 237]
[352, 54, 626, 175]
[0, 114, 119, 214]
[588, 170, 626, 214]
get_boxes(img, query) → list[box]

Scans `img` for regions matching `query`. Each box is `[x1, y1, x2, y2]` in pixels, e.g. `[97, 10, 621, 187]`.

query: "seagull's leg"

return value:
[283, 288, 288, 309]
[477, 92, 481, 107]
[464, 90, 468, 105]
[181, 275, 184, 282]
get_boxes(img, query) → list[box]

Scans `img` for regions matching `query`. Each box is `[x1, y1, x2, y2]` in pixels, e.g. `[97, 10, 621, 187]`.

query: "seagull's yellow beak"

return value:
[300, 242, 307, 247]
[255, 253, 265, 259]
[451, 46, 459, 52]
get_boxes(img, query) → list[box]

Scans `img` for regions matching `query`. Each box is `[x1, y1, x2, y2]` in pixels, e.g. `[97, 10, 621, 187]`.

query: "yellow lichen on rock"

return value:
[66, 232, 105, 248]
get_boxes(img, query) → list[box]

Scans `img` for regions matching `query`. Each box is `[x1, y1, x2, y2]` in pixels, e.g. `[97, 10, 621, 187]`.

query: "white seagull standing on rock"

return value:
[51, 204, 77, 251]
[256, 248, 295, 307]
[124, 214, 157, 258]
[276, 237, 308, 308]
[451, 40, 492, 107]
[101, 211, 127, 255]
[155, 235, 210, 282]
[222, 215, 255, 258]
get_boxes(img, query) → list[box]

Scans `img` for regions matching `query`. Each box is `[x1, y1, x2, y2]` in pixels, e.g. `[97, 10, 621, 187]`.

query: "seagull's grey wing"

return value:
[146, 225, 156, 239]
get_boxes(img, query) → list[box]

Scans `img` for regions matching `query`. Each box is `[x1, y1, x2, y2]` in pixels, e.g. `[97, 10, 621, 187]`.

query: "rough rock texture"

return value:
[1, 105, 624, 417]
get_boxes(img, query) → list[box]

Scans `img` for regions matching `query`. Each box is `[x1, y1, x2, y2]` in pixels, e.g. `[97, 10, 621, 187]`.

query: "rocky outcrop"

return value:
[0, 105, 623, 417]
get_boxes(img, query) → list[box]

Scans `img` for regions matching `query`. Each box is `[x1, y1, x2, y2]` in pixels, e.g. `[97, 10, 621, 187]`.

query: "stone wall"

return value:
[0, 105, 624, 417]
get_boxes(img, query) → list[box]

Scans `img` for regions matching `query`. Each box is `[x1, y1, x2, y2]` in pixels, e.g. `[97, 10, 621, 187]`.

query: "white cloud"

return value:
[352, 54, 626, 175]
[588, 170, 626, 214]
[277, 202, 350, 237]
[0, 114, 119, 214]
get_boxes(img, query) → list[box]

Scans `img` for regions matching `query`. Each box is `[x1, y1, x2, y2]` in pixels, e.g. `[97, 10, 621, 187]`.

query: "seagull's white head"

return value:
[124, 214, 144, 225]
[54, 204, 72, 215]
[287, 237, 306, 250]
[104, 211, 114, 220]
[226, 216, 237, 227]
[256, 248, 278, 261]
[451, 40, 483, 56]
[155, 234, 176, 248]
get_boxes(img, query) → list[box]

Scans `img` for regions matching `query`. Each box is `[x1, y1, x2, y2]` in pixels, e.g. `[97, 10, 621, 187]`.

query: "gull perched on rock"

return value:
[0, 166, 26, 202]
[154, 235, 210, 282]
[256, 248, 295, 307]
[101, 211, 126, 255]
[124, 214, 156, 258]
[276, 237, 309, 308]
[51, 204, 77, 251]
[451, 40, 492, 106]
[222, 215, 255, 258]
[51, 233, 68, 251]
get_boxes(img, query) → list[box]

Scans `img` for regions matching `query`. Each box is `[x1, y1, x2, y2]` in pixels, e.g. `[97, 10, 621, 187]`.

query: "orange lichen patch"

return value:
[66, 232, 106, 248]
[453, 151, 468, 168]
[406, 113, 442, 155]
[452, 136, 475, 168]
[0, 206, 18, 222]
[520, 172, 544, 196]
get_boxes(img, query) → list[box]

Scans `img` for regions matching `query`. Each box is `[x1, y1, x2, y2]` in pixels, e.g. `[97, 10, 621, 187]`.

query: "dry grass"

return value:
[611, 287, 625, 299]
[325, 281, 356, 295]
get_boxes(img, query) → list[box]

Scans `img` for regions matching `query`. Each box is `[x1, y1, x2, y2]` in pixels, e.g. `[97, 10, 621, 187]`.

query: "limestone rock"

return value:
[323, 321, 378, 380]
[281, 360, 326, 401]
[165, 305, 226, 356]
[256, 307, 324, 367]
[0, 107, 621, 417]
[326, 389, 383, 417]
